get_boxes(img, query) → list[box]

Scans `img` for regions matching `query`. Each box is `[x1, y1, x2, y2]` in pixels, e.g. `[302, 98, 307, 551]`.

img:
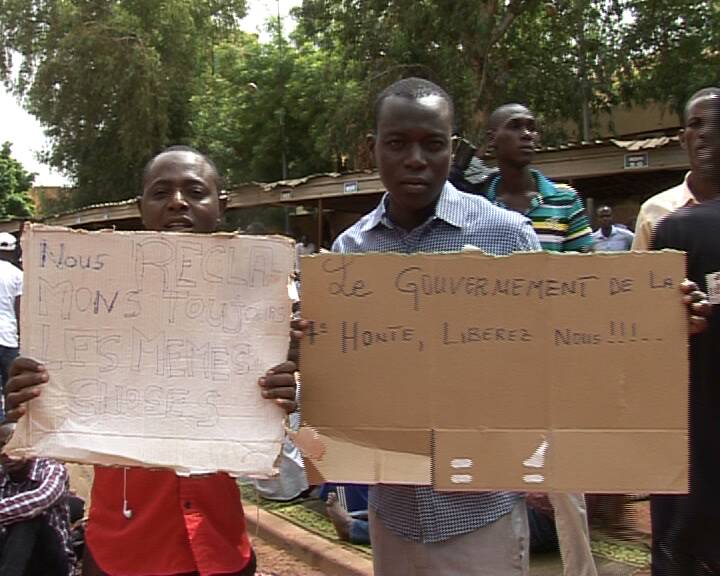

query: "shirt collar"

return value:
[487, 169, 545, 213]
[598, 225, 616, 239]
[361, 182, 463, 232]
[682, 172, 699, 207]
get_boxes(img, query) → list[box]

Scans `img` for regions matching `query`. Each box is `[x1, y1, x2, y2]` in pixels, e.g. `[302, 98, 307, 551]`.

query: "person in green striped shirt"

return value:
[485, 103, 597, 576]
[485, 103, 593, 253]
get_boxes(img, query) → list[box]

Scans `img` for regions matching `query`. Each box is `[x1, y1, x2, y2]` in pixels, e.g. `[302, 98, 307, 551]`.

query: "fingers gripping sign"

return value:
[5, 357, 48, 424]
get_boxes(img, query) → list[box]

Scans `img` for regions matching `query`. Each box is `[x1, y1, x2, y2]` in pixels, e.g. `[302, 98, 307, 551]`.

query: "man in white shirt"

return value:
[591, 206, 634, 251]
[0, 232, 22, 420]
[632, 87, 720, 250]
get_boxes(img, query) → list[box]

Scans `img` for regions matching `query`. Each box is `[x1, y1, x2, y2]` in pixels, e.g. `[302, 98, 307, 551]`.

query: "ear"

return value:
[135, 195, 143, 216]
[218, 191, 228, 219]
[486, 129, 495, 150]
[678, 128, 687, 150]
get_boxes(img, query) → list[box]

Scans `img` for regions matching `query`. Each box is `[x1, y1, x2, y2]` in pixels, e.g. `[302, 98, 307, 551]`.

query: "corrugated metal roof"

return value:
[610, 136, 679, 151]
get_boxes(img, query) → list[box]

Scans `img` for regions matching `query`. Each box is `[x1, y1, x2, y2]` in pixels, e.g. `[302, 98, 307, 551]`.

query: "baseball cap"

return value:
[0, 232, 17, 251]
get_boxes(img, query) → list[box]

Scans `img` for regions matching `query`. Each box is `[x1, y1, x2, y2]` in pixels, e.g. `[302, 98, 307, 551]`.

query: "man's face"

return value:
[682, 95, 720, 177]
[597, 208, 613, 228]
[138, 151, 226, 233]
[491, 108, 538, 167]
[370, 94, 452, 216]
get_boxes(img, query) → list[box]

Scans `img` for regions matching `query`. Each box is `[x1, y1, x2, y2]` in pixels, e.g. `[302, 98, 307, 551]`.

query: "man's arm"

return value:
[563, 195, 593, 253]
[14, 295, 20, 331]
[13, 271, 21, 334]
[631, 208, 652, 250]
[514, 220, 542, 252]
[0, 460, 68, 525]
[653, 217, 711, 335]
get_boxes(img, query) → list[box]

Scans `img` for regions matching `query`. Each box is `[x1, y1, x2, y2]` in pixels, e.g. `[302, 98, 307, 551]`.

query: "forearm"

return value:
[0, 467, 67, 525]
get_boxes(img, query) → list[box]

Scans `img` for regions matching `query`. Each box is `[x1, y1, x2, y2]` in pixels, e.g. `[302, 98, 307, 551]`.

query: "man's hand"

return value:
[258, 318, 310, 414]
[4, 358, 48, 424]
[287, 318, 309, 366]
[258, 361, 298, 414]
[681, 280, 711, 335]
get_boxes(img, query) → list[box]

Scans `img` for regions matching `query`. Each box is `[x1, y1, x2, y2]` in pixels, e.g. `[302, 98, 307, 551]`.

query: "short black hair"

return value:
[684, 87, 720, 125]
[374, 77, 454, 129]
[487, 103, 532, 132]
[142, 145, 224, 192]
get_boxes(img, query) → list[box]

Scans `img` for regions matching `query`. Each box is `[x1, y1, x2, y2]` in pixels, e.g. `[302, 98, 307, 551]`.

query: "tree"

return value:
[484, 0, 628, 143]
[293, 0, 538, 142]
[619, 0, 720, 119]
[0, 142, 35, 219]
[192, 35, 366, 183]
[0, 0, 247, 208]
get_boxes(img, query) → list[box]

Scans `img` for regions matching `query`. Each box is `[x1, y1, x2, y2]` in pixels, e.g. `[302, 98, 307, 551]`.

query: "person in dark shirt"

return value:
[652, 198, 720, 574]
[650, 87, 720, 575]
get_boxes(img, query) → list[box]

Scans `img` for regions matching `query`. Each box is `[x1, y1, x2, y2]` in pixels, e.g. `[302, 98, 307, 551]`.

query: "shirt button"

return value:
[184, 501, 192, 509]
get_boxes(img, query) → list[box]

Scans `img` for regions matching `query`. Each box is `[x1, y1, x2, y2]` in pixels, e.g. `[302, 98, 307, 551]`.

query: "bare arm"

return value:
[14, 295, 20, 334]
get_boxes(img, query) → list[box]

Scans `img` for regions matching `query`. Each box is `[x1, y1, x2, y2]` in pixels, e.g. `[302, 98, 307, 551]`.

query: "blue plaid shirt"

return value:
[333, 182, 540, 543]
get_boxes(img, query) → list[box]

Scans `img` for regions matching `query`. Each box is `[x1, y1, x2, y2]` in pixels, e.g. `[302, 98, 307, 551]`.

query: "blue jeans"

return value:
[349, 513, 370, 545]
[0, 345, 18, 419]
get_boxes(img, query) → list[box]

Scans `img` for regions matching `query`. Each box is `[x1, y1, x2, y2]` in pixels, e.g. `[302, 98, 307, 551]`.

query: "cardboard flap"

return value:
[432, 429, 688, 492]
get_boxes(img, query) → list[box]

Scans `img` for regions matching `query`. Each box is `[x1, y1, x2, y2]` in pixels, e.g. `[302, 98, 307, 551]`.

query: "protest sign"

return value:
[298, 250, 689, 492]
[5, 225, 294, 476]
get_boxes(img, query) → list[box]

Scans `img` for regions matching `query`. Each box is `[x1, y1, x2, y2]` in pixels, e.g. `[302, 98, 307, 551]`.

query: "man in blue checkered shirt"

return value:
[332, 77, 540, 575]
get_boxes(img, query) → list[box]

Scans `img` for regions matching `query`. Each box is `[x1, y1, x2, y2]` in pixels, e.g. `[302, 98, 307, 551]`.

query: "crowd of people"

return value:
[0, 77, 716, 576]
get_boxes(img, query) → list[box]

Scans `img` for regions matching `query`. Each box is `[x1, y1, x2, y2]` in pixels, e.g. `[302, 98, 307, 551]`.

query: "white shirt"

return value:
[591, 225, 635, 251]
[0, 260, 22, 347]
[632, 173, 696, 250]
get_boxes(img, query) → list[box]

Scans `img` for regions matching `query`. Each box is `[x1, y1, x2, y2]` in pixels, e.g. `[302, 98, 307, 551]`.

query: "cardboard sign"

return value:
[298, 251, 689, 492]
[5, 225, 294, 476]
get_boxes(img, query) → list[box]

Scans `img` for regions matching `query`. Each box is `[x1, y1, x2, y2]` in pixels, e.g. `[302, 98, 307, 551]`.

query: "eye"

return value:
[188, 186, 209, 197]
[385, 139, 405, 150]
[151, 187, 169, 198]
[425, 139, 446, 152]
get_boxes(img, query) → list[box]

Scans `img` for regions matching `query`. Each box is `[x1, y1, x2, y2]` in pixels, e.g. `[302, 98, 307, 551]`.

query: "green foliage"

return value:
[0, 142, 35, 219]
[487, 0, 628, 143]
[192, 35, 366, 183]
[293, 0, 537, 142]
[1, 0, 718, 210]
[0, 0, 248, 208]
[619, 0, 720, 118]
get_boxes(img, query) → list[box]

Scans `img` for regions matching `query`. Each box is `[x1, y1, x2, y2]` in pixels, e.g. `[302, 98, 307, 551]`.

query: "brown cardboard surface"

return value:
[299, 250, 689, 492]
[5, 224, 294, 476]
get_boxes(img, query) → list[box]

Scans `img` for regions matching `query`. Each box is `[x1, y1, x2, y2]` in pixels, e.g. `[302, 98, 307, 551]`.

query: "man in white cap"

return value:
[0, 232, 21, 420]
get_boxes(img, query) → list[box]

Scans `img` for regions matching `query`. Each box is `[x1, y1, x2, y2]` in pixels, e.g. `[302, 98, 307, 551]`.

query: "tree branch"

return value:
[476, 0, 538, 111]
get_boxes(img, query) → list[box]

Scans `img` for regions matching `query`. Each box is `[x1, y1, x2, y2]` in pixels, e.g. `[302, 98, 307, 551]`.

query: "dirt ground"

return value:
[252, 536, 329, 576]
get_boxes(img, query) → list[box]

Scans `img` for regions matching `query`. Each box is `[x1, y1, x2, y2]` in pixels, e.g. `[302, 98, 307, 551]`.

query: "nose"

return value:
[167, 189, 189, 210]
[404, 143, 427, 169]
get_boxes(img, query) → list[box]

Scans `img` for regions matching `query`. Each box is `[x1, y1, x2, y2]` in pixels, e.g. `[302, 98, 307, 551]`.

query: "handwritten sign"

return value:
[5, 225, 294, 476]
[299, 250, 689, 492]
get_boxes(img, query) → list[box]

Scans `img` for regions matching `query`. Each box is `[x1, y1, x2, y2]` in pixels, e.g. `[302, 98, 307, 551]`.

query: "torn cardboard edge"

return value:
[298, 426, 688, 493]
[297, 250, 689, 492]
[5, 224, 295, 477]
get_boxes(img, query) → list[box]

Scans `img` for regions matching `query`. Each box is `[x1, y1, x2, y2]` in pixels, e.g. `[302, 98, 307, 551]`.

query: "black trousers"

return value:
[0, 516, 69, 576]
[651, 494, 720, 576]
